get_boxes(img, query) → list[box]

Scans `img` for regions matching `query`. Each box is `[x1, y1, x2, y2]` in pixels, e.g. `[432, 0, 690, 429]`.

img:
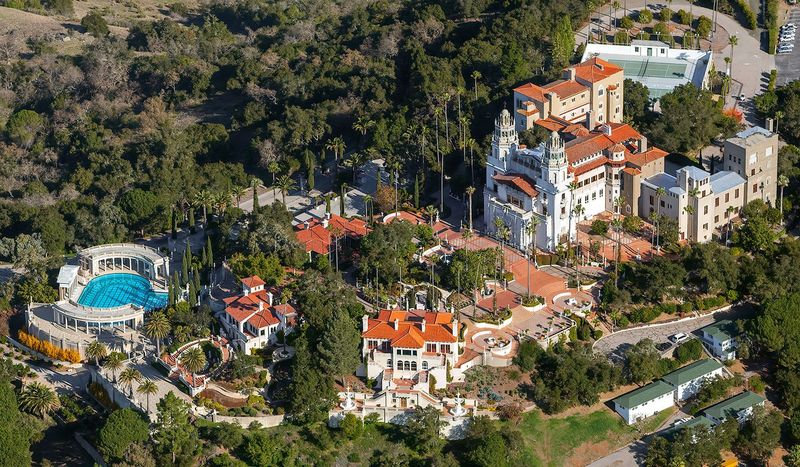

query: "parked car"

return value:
[669, 333, 689, 343]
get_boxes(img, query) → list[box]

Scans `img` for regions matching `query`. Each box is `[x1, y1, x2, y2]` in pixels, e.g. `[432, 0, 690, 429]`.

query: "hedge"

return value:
[733, 0, 757, 29]
[18, 331, 81, 363]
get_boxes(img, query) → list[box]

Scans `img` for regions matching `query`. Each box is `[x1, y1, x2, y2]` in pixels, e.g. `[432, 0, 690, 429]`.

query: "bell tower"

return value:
[542, 131, 568, 185]
[488, 109, 518, 172]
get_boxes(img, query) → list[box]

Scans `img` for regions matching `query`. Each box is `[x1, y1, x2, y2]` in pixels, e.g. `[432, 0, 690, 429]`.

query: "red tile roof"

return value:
[572, 156, 610, 177]
[241, 276, 265, 288]
[544, 80, 588, 99]
[223, 288, 295, 331]
[572, 57, 624, 83]
[328, 214, 369, 238]
[362, 310, 457, 348]
[626, 147, 669, 167]
[514, 82, 547, 102]
[296, 223, 331, 255]
[493, 173, 539, 198]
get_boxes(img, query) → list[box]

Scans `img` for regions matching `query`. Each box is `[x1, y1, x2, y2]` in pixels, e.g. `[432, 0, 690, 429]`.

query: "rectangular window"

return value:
[660, 200, 665, 208]
[753, 183, 758, 193]
[715, 197, 720, 207]
[703, 223, 708, 230]
[749, 153, 757, 165]
[766, 146, 773, 157]
[649, 195, 654, 205]
[426, 343, 436, 353]
[704, 206, 708, 215]
[592, 192, 597, 200]
[441, 345, 451, 354]
[751, 169, 756, 176]
[735, 189, 740, 198]
[725, 193, 729, 202]
[715, 215, 719, 223]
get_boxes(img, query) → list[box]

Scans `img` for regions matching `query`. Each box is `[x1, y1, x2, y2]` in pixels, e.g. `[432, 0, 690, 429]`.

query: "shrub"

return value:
[590, 220, 609, 236]
[623, 215, 643, 234]
[614, 30, 630, 45]
[638, 9, 653, 24]
[679, 302, 694, 314]
[18, 331, 80, 363]
[98, 408, 150, 461]
[733, 0, 757, 29]
[339, 413, 363, 440]
[676, 9, 691, 25]
[674, 339, 703, 363]
[620, 16, 634, 29]
[749, 375, 766, 393]
[697, 16, 712, 38]
[653, 22, 671, 38]
[81, 12, 109, 37]
[347, 452, 360, 463]
[659, 7, 672, 22]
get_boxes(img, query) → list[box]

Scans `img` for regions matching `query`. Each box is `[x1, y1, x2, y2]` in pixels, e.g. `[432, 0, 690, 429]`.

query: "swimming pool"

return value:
[77, 273, 167, 310]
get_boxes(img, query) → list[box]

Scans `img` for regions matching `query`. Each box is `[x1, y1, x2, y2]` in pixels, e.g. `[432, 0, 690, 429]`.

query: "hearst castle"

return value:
[484, 57, 778, 252]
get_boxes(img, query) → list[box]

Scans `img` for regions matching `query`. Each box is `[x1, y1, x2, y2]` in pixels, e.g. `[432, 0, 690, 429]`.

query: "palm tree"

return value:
[471, 70, 481, 101]
[345, 151, 369, 184]
[572, 204, 586, 286]
[778, 174, 789, 220]
[525, 216, 540, 298]
[119, 368, 142, 398]
[145, 311, 170, 357]
[18, 382, 59, 417]
[85, 340, 107, 366]
[137, 379, 158, 413]
[465, 186, 476, 231]
[433, 106, 444, 213]
[180, 346, 207, 386]
[612, 0, 621, 27]
[104, 351, 125, 383]
[363, 194, 373, 223]
[231, 185, 247, 207]
[267, 161, 280, 186]
[611, 217, 624, 287]
[566, 182, 579, 257]
[276, 175, 296, 205]
[326, 136, 346, 175]
[654, 186, 667, 249]
[494, 217, 510, 276]
[424, 205, 439, 226]
[353, 115, 374, 148]
[194, 190, 211, 224]
[728, 35, 738, 78]
[211, 191, 231, 216]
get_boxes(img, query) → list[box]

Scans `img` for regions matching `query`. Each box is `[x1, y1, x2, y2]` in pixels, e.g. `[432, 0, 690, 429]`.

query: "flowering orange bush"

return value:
[18, 331, 81, 363]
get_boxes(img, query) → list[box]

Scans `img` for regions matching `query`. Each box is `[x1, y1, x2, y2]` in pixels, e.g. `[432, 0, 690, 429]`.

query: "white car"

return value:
[669, 333, 689, 343]
[779, 44, 795, 50]
[782, 23, 796, 29]
[781, 35, 796, 41]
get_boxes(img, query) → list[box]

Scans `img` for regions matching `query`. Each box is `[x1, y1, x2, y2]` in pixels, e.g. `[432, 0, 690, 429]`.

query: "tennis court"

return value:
[608, 59, 687, 79]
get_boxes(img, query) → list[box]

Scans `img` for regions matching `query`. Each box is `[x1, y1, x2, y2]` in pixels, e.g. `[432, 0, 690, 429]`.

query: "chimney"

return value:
[585, 110, 594, 131]
[421, 319, 426, 333]
[639, 135, 648, 153]
[452, 318, 458, 338]
[322, 217, 329, 228]
[258, 301, 263, 311]
[362, 315, 369, 332]
[393, 318, 399, 330]
[303, 220, 309, 230]
[266, 291, 273, 306]
[563, 67, 576, 81]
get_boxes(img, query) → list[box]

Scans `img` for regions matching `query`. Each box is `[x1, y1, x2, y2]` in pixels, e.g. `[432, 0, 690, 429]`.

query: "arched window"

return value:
[411, 361, 417, 371]
[404, 361, 411, 371]
[422, 361, 428, 370]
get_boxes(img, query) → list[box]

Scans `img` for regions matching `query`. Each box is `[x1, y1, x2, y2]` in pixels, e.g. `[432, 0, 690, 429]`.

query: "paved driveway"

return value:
[776, 7, 800, 86]
[593, 313, 719, 362]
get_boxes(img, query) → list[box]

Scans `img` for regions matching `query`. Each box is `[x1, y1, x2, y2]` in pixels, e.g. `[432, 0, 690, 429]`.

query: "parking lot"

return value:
[776, 8, 800, 86]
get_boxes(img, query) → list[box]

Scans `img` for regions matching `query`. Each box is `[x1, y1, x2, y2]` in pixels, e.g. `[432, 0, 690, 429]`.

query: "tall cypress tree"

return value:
[192, 266, 201, 293]
[172, 271, 180, 302]
[340, 185, 347, 217]
[171, 209, 177, 240]
[188, 207, 195, 233]
[200, 244, 207, 270]
[205, 237, 213, 269]
[181, 249, 189, 285]
[167, 280, 175, 307]
[252, 183, 260, 211]
[188, 281, 197, 308]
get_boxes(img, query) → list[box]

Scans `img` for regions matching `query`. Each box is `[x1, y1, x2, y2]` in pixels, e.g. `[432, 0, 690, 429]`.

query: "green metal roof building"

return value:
[699, 320, 739, 360]
[659, 416, 715, 440]
[661, 359, 725, 401]
[702, 391, 766, 424]
[612, 381, 675, 424]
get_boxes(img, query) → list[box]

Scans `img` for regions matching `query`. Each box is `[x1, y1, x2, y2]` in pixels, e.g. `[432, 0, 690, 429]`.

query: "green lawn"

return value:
[515, 407, 675, 466]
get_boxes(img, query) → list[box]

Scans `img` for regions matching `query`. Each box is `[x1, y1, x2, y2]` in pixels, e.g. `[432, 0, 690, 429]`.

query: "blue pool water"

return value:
[77, 273, 167, 310]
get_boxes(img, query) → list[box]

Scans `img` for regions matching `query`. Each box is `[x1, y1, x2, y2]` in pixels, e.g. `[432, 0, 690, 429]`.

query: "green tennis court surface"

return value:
[608, 59, 687, 79]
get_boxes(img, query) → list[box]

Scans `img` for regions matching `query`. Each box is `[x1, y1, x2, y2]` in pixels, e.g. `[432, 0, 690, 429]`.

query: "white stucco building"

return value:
[661, 358, 725, 402]
[612, 380, 675, 424]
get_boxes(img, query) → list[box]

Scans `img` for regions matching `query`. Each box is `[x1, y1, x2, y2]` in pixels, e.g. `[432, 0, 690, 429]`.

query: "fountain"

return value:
[340, 385, 356, 411]
[450, 391, 467, 417]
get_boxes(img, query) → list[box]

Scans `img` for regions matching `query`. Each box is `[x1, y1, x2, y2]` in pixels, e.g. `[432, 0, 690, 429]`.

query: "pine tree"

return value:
[154, 392, 200, 465]
[317, 307, 361, 386]
[414, 174, 420, 209]
[308, 169, 315, 191]
[289, 335, 336, 424]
